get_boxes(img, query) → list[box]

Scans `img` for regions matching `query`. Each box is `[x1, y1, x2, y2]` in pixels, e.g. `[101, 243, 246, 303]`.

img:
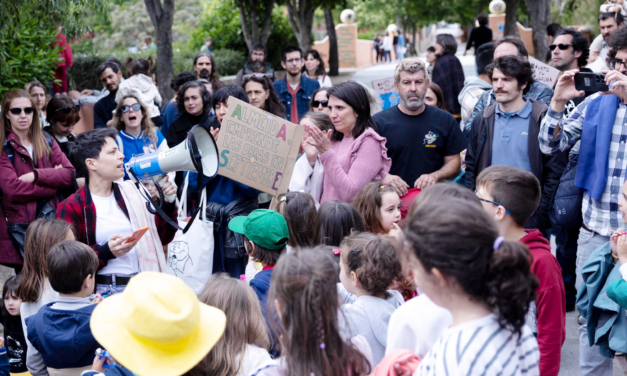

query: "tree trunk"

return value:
[524, 0, 550, 60]
[144, 0, 175, 102]
[324, 8, 339, 76]
[236, 0, 275, 50]
[504, 0, 521, 36]
[286, 0, 317, 52]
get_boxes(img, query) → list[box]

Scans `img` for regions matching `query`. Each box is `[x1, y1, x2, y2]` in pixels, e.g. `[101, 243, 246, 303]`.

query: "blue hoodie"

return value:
[25, 300, 100, 370]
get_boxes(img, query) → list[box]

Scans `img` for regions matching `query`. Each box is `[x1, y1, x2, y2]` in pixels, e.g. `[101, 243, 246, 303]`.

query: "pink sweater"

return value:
[319, 127, 391, 204]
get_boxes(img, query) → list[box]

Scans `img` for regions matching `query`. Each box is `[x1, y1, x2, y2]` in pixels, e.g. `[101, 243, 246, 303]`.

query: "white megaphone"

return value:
[125, 125, 219, 202]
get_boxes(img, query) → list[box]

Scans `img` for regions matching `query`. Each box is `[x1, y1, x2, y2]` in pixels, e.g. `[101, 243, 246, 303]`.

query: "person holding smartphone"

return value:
[57, 128, 178, 297]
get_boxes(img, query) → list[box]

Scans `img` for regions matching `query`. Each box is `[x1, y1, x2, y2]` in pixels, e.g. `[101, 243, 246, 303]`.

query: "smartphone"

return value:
[124, 227, 149, 244]
[574, 72, 609, 92]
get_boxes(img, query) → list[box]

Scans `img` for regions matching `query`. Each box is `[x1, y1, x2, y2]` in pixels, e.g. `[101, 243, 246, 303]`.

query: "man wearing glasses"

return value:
[539, 27, 627, 376]
[273, 45, 320, 123]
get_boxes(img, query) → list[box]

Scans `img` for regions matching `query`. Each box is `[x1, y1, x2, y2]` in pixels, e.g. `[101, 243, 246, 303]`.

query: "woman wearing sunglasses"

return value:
[309, 86, 331, 114]
[242, 74, 286, 118]
[0, 89, 75, 269]
[110, 95, 174, 186]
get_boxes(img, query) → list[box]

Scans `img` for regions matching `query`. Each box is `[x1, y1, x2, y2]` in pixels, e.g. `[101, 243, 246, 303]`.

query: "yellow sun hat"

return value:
[90, 272, 226, 376]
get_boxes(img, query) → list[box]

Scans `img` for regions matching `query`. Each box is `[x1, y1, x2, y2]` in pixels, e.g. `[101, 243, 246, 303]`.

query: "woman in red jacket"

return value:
[0, 90, 76, 270]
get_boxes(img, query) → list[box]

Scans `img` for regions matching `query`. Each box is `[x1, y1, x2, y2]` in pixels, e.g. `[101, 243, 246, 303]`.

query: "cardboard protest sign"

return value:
[529, 57, 560, 89]
[372, 77, 400, 110]
[217, 97, 304, 196]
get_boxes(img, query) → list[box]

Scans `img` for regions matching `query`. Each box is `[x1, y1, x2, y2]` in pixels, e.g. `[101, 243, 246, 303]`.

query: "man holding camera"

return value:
[539, 27, 627, 376]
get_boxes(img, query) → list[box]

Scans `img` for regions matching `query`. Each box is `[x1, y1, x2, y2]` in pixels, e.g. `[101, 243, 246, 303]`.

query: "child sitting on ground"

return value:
[251, 249, 372, 376]
[26, 240, 102, 375]
[353, 182, 402, 236]
[200, 274, 271, 376]
[339, 233, 403, 364]
[476, 165, 565, 376]
[0, 275, 28, 374]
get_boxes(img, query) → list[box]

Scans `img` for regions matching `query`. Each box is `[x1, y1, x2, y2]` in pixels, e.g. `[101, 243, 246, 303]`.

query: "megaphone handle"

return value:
[155, 175, 177, 203]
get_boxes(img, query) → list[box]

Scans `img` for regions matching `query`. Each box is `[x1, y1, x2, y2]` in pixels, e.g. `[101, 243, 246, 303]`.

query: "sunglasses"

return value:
[9, 107, 34, 115]
[55, 103, 82, 114]
[610, 59, 627, 70]
[549, 44, 573, 51]
[312, 100, 328, 108]
[120, 103, 142, 113]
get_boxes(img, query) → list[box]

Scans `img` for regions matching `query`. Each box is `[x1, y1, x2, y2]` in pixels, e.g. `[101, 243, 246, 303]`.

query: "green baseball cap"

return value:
[228, 209, 289, 250]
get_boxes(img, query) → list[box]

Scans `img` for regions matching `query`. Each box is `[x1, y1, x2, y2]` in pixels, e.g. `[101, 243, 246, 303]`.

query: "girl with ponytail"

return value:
[252, 249, 372, 376]
[405, 198, 540, 376]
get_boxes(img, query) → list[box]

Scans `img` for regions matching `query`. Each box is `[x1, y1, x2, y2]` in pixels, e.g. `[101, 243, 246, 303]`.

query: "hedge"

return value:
[67, 47, 246, 91]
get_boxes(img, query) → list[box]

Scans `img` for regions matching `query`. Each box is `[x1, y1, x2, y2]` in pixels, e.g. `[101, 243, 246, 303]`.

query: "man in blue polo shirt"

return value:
[273, 46, 320, 123]
[465, 55, 565, 235]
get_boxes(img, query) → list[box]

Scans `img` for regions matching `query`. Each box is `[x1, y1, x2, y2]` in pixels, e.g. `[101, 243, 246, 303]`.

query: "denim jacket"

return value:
[273, 75, 320, 122]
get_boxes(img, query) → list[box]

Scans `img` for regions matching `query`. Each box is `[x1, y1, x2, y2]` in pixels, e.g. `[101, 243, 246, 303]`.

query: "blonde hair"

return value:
[394, 58, 427, 83]
[110, 95, 157, 144]
[0, 89, 50, 161]
[200, 275, 270, 376]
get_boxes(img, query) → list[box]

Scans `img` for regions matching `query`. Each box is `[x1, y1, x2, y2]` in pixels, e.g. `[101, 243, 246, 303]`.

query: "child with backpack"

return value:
[476, 165, 566, 376]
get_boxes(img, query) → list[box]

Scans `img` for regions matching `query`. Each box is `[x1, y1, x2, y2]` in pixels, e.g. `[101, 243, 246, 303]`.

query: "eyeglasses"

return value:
[55, 103, 82, 114]
[244, 73, 267, 79]
[548, 44, 573, 51]
[312, 100, 328, 108]
[475, 191, 510, 214]
[8, 107, 34, 115]
[120, 103, 142, 113]
[285, 58, 302, 64]
[610, 59, 627, 70]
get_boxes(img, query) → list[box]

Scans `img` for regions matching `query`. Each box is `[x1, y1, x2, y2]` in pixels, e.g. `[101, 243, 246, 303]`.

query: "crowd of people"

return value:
[2, 12, 627, 375]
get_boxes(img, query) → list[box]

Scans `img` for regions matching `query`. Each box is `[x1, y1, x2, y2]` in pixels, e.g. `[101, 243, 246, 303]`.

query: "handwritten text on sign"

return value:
[217, 97, 303, 196]
[529, 57, 560, 89]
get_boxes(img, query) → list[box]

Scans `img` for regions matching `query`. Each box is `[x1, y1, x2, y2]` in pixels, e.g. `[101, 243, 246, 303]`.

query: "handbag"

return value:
[166, 174, 215, 294]
[6, 201, 56, 259]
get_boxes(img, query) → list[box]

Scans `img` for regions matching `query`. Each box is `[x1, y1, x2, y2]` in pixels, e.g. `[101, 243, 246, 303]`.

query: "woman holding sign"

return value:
[304, 81, 391, 204]
[242, 74, 286, 118]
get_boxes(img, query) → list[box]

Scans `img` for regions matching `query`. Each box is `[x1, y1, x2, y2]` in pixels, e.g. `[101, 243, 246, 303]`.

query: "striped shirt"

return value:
[414, 314, 539, 376]
[538, 93, 627, 236]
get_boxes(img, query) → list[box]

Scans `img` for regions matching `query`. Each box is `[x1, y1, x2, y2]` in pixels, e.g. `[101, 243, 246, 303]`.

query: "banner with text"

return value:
[217, 97, 303, 196]
[372, 77, 400, 110]
[529, 57, 560, 89]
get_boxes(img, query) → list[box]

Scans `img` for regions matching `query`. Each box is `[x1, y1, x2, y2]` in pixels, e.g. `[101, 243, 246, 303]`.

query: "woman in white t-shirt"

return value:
[404, 199, 540, 376]
[57, 128, 178, 297]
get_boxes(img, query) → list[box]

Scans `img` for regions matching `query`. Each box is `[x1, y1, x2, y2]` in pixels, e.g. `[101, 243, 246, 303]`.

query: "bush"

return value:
[0, 19, 60, 98]
[67, 47, 245, 91]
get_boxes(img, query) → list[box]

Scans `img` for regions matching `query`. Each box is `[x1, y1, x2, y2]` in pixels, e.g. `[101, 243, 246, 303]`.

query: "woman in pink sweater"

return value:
[306, 81, 391, 203]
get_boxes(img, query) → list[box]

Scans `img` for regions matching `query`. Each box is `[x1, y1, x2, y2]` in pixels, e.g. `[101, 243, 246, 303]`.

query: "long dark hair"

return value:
[1, 275, 21, 320]
[271, 192, 318, 247]
[405, 199, 539, 336]
[303, 50, 326, 77]
[428, 82, 445, 110]
[316, 201, 367, 246]
[269, 249, 371, 376]
[242, 74, 286, 118]
[327, 81, 378, 141]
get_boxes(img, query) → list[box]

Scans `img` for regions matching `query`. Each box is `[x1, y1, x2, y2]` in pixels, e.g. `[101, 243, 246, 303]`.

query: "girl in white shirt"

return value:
[405, 199, 540, 376]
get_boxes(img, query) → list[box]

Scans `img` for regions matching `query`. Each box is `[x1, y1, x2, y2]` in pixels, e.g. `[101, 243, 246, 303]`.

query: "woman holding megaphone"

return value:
[57, 128, 178, 296]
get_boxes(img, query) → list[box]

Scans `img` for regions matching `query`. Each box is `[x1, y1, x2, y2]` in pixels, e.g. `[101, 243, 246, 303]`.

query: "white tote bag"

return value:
[166, 174, 214, 294]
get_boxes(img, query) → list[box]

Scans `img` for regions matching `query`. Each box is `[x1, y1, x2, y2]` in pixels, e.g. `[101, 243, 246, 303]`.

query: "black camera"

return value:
[574, 72, 609, 92]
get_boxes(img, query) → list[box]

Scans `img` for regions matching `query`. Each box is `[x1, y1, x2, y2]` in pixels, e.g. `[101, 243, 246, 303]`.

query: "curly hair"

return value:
[340, 232, 401, 297]
[554, 28, 590, 69]
[487, 55, 534, 95]
[609, 27, 627, 61]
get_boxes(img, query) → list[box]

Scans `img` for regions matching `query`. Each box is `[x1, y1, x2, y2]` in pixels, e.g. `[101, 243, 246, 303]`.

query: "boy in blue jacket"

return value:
[26, 240, 101, 374]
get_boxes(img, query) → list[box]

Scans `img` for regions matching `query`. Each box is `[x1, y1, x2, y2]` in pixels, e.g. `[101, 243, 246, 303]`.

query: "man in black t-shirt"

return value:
[374, 58, 466, 195]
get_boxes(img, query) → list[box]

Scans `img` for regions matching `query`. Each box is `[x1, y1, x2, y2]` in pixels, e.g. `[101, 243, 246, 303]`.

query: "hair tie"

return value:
[332, 248, 341, 255]
[493, 236, 505, 251]
[280, 196, 287, 202]
[379, 185, 388, 190]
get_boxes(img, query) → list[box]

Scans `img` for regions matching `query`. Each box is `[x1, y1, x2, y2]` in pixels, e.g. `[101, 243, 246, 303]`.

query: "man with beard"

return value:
[235, 43, 276, 86]
[465, 56, 565, 235]
[193, 51, 224, 91]
[588, 12, 624, 71]
[374, 58, 465, 195]
[273, 45, 320, 123]
[93, 61, 123, 129]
